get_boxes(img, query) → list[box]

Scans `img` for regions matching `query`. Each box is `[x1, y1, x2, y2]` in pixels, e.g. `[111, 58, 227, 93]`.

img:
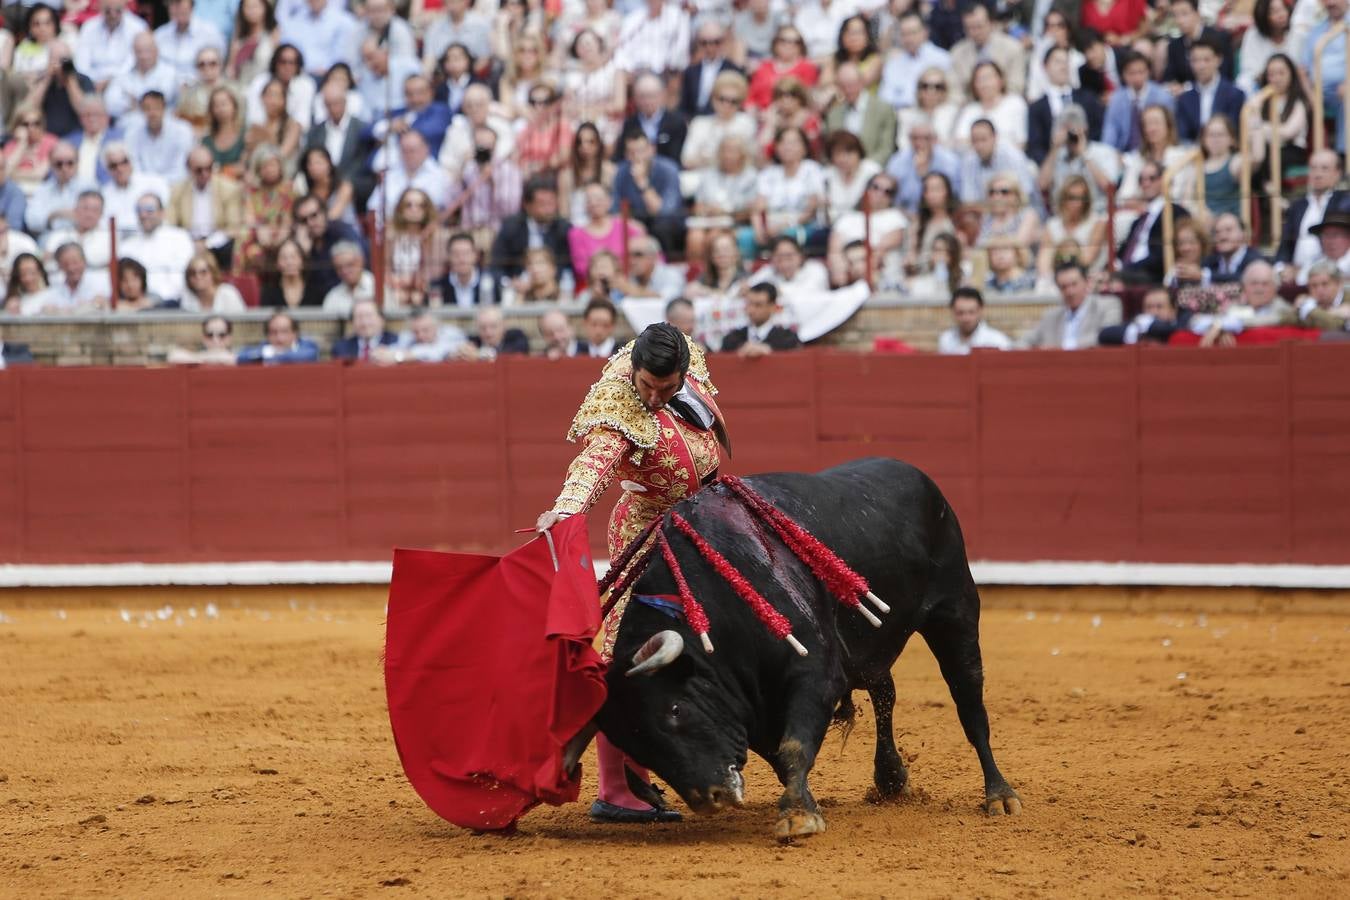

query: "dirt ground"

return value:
[2, 595, 1348, 899]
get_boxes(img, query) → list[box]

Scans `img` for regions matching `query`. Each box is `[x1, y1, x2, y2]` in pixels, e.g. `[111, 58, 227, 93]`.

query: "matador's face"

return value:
[632, 368, 684, 413]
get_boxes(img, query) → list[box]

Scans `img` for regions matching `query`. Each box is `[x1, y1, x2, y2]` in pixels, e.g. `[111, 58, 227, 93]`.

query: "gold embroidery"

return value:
[565, 334, 719, 448]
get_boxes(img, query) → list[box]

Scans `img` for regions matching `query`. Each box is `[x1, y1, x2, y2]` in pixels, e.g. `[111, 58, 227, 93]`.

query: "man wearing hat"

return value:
[1299, 206, 1350, 285]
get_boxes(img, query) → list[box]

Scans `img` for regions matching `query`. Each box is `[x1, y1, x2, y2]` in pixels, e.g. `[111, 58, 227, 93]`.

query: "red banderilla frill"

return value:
[656, 529, 714, 653]
[720, 475, 890, 623]
[669, 511, 808, 657]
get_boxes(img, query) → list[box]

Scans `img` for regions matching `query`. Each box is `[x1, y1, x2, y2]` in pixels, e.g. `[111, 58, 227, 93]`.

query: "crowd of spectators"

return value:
[0, 0, 1348, 368]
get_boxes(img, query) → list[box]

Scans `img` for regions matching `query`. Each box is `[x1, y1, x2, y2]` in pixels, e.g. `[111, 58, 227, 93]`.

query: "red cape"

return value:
[384, 515, 607, 831]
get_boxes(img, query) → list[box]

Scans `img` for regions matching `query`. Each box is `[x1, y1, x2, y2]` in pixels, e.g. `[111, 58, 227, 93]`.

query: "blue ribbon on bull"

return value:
[634, 594, 686, 620]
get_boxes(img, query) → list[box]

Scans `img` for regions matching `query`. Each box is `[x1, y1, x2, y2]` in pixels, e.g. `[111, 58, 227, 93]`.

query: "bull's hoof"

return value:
[864, 782, 915, 805]
[774, 810, 826, 842]
[984, 786, 1023, 817]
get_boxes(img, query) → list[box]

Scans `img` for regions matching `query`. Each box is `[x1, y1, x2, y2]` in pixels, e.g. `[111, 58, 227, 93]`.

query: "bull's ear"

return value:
[625, 629, 685, 677]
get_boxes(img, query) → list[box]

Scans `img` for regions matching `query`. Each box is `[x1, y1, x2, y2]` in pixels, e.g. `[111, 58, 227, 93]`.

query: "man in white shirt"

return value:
[322, 241, 376, 314]
[1296, 259, 1350, 329]
[125, 91, 195, 179]
[937, 287, 1013, 355]
[105, 31, 180, 120]
[538, 309, 582, 360]
[27, 142, 94, 237]
[120, 193, 195, 301]
[45, 243, 109, 314]
[154, 0, 226, 85]
[279, 0, 359, 77]
[748, 235, 831, 309]
[370, 130, 450, 225]
[581, 298, 619, 358]
[1275, 149, 1345, 282]
[878, 10, 949, 109]
[1300, 211, 1350, 283]
[75, 0, 148, 91]
[615, 0, 691, 76]
[99, 143, 171, 233]
[421, 0, 492, 67]
[70, 98, 118, 186]
[42, 190, 112, 284]
[437, 84, 515, 181]
[391, 309, 467, 363]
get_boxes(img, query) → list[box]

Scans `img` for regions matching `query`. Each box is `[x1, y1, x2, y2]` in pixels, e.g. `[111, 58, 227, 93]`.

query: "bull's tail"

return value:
[830, 692, 858, 747]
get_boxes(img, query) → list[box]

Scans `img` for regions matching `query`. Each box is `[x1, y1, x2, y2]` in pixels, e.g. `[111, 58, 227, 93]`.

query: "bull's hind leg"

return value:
[770, 692, 834, 841]
[864, 674, 913, 803]
[920, 593, 1022, 817]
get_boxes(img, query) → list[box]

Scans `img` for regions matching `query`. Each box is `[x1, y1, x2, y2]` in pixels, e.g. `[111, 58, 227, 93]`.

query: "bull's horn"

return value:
[626, 630, 685, 677]
[561, 720, 598, 776]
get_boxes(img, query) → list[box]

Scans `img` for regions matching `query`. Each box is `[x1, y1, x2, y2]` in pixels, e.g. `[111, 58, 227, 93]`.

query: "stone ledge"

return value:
[0, 292, 1062, 364]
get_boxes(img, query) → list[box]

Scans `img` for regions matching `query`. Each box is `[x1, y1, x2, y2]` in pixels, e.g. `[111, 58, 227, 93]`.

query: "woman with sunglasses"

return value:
[977, 175, 1040, 253]
[168, 316, 238, 365]
[178, 48, 235, 133]
[180, 252, 246, 314]
[682, 71, 756, 176]
[246, 43, 314, 132]
[515, 84, 573, 179]
[228, 0, 279, 85]
[896, 67, 958, 151]
[1037, 176, 1106, 279]
[756, 77, 820, 161]
[826, 173, 908, 287]
[2, 108, 57, 194]
[747, 25, 818, 110]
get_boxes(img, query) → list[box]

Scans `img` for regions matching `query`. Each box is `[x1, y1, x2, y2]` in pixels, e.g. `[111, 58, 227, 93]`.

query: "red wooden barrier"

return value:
[3, 344, 1350, 565]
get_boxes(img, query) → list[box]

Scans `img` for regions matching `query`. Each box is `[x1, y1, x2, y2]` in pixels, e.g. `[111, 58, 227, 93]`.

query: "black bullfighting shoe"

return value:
[588, 800, 683, 824]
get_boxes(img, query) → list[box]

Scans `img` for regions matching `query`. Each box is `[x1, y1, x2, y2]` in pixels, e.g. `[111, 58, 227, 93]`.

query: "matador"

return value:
[535, 323, 730, 824]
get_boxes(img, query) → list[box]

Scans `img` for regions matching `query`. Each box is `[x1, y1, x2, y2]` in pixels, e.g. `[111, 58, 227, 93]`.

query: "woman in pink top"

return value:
[567, 183, 646, 283]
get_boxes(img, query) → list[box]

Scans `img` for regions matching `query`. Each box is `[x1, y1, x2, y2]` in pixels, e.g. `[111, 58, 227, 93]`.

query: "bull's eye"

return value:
[668, 703, 681, 720]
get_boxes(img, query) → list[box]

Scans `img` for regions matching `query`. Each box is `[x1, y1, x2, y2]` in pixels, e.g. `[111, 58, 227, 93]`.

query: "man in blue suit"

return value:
[65, 97, 123, 185]
[330, 299, 399, 361]
[364, 73, 453, 164]
[1176, 37, 1245, 143]
[1102, 51, 1174, 153]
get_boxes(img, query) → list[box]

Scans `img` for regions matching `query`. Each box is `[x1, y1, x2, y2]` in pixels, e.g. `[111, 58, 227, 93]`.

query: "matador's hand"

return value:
[535, 510, 565, 532]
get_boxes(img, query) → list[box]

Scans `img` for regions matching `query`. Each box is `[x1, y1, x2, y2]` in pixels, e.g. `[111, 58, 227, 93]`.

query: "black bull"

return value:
[588, 457, 1021, 839]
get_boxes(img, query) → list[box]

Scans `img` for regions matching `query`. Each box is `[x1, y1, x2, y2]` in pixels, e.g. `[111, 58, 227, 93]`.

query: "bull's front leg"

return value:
[769, 690, 835, 842]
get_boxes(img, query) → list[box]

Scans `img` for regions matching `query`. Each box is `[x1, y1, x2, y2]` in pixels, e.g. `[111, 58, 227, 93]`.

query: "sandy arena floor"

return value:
[1, 597, 1348, 899]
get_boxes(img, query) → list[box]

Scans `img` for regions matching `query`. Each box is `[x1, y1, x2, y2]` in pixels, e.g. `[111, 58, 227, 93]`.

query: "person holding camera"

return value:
[1037, 105, 1121, 216]
[444, 123, 522, 251]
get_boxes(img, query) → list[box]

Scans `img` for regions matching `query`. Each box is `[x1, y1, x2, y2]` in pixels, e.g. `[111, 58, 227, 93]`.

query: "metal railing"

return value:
[1161, 149, 1205, 276]
[1311, 21, 1350, 151]
[1239, 85, 1282, 242]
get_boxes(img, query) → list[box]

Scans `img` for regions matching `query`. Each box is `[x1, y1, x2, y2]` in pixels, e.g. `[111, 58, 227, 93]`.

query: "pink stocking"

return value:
[596, 734, 653, 810]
